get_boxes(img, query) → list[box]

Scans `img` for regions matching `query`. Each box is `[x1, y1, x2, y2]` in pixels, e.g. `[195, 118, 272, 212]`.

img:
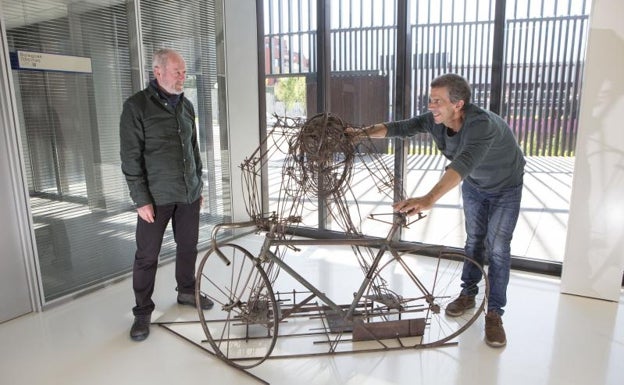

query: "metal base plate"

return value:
[352, 318, 426, 341]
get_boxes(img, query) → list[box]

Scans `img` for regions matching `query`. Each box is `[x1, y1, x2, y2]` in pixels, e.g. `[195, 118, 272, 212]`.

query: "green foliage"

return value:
[274, 76, 305, 110]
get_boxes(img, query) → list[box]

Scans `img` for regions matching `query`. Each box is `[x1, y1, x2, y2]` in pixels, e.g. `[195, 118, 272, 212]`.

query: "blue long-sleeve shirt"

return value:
[384, 104, 525, 192]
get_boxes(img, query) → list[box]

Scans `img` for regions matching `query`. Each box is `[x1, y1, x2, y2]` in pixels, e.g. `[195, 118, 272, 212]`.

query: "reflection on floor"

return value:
[1, 234, 622, 385]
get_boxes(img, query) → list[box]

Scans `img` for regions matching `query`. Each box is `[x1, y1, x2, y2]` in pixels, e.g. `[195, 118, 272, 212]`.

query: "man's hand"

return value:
[394, 168, 462, 216]
[344, 126, 364, 140]
[392, 195, 435, 216]
[137, 204, 155, 223]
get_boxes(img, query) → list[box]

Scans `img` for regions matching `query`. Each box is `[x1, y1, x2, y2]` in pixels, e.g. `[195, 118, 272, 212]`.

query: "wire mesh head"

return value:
[240, 112, 397, 231]
[289, 112, 355, 198]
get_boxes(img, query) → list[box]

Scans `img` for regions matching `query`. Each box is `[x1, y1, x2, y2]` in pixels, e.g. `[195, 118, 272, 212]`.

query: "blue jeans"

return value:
[460, 181, 522, 316]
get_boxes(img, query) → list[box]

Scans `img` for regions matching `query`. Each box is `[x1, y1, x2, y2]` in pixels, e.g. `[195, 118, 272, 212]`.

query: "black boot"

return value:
[130, 314, 151, 341]
[177, 292, 214, 310]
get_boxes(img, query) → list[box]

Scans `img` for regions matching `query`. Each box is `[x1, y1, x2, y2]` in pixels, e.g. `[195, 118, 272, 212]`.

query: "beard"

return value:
[161, 82, 184, 95]
[165, 82, 184, 95]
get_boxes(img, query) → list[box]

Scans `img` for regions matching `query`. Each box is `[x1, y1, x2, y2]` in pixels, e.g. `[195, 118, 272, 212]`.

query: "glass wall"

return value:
[263, 0, 320, 228]
[263, 0, 398, 235]
[2, 0, 229, 302]
[325, 0, 398, 235]
[401, 0, 498, 249]
[260, 0, 590, 270]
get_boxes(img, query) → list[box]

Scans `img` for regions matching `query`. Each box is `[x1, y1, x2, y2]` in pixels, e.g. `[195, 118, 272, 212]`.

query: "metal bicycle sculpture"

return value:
[195, 113, 488, 369]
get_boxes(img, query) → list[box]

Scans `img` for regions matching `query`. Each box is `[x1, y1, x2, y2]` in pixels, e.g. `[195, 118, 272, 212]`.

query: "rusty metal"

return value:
[352, 318, 426, 341]
[189, 113, 489, 374]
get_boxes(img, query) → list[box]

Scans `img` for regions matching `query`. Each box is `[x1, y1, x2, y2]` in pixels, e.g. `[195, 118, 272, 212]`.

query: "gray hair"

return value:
[152, 48, 180, 71]
[431, 73, 472, 108]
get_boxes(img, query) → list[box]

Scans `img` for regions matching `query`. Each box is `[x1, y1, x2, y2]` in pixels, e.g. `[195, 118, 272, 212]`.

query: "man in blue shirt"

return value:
[358, 73, 525, 347]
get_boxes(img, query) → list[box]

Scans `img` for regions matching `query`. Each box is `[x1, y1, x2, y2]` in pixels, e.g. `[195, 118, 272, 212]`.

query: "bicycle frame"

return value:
[189, 114, 488, 370]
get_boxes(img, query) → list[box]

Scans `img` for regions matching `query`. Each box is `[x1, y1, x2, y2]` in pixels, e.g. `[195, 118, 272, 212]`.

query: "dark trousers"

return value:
[132, 199, 201, 316]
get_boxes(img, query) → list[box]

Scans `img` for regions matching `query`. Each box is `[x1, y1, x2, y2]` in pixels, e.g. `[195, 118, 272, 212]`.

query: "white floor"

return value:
[1, 234, 623, 385]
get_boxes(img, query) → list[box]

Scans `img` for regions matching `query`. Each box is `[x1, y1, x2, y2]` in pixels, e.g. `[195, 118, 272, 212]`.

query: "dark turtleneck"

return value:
[150, 79, 182, 108]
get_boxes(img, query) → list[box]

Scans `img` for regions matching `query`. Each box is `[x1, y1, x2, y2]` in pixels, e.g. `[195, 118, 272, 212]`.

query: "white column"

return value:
[223, 0, 260, 222]
[560, 0, 624, 301]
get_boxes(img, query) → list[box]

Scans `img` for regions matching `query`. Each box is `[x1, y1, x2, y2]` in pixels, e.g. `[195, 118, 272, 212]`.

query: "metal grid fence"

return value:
[262, 0, 591, 156]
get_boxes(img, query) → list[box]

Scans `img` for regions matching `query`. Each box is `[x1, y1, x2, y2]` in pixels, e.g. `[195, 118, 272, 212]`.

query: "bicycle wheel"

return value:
[196, 243, 279, 369]
[361, 250, 487, 348]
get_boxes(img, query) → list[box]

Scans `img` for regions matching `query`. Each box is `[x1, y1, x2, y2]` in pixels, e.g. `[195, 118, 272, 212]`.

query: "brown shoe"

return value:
[445, 294, 476, 317]
[485, 311, 507, 347]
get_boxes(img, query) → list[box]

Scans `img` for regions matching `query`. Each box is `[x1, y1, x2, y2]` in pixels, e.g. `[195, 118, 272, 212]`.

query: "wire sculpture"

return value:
[238, 112, 405, 292]
[241, 112, 399, 236]
[157, 112, 488, 374]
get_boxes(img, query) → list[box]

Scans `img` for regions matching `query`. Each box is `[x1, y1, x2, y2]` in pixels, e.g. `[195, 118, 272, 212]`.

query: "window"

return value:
[3, 0, 229, 302]
[260, 0, 590, 271]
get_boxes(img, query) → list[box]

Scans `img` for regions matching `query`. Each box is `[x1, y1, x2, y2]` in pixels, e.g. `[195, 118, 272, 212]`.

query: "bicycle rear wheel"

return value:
[361, 251, 487, 347]
[196, 243, 279, 369]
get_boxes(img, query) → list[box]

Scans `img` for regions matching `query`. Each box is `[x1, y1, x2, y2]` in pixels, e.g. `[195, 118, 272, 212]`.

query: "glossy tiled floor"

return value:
[1, 233, 623, 385]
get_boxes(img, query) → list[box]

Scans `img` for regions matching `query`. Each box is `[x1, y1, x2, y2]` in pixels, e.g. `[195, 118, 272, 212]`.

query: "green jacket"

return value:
[119, 83, 203, 207]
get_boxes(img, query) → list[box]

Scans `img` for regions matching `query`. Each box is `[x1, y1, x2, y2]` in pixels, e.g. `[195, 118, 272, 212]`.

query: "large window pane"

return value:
[325, 0, 397, 235]
[503, 0, 590, 156]
[264, 0, 320, 228]
[140, 0, 231, 225]
[501, 0, 589, 263]
[7, 1, 134, 301]
[139, 0, 231, 253]
[4, 0, 228, 302]
[260, 0, 591, 270]
[400, 0, 496, 249]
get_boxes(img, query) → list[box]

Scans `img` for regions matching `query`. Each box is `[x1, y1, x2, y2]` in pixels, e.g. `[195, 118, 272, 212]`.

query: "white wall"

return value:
[561, 0, 624, 301]
[223, 1, 260, 222]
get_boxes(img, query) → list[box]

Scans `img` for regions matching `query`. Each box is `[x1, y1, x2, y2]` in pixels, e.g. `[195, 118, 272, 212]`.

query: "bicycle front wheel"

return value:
[196, 243, 279, 369]
[361, 251, 487, 348]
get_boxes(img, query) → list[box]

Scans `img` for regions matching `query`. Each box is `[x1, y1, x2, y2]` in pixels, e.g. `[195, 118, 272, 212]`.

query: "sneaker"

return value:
[445, 294, 476, 317]
[130, 314, 151, 341]
[485, 311, 507, 348]
[177, 292, 214, 310]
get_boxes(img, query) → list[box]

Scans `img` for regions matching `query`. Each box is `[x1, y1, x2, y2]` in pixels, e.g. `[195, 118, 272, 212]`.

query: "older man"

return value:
[120, 48, 213, 341]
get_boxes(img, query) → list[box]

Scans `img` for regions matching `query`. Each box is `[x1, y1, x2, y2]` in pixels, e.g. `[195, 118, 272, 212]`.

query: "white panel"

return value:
[0, 138, 33, 322]
[0, 19, 35, 321]
[561, 0, 624, 301]
[223, 0, 260, 222]
[16, 51, 92, 73]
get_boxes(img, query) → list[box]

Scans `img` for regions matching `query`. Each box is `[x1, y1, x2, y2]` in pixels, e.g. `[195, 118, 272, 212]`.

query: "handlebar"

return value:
[368, 211, 427, 227]
[209, 220, 258, 265]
